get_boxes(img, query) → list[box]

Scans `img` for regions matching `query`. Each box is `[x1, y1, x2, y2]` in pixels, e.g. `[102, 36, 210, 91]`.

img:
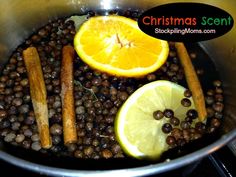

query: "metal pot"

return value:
[0, 0, 235, 176]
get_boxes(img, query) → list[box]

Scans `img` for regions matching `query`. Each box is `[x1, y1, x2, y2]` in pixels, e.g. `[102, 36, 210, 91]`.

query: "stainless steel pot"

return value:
[0, 0, 236, 176]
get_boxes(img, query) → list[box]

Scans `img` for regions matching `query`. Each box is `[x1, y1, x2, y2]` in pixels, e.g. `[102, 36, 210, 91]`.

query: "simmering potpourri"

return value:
[0, 11, 223, 160]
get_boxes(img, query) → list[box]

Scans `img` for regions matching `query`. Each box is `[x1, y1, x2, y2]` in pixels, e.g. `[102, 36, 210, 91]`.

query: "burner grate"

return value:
[228, 138, 236, 156]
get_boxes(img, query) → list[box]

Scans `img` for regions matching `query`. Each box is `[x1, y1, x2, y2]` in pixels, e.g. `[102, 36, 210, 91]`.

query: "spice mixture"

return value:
[0, 11, 223, 159]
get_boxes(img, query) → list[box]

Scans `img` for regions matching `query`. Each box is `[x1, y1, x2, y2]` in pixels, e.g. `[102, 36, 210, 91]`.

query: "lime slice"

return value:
[115, 80, 195, 159]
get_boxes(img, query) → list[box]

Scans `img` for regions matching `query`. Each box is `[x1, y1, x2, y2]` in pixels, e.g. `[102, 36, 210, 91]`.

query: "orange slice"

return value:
[74, 15, 169, 77]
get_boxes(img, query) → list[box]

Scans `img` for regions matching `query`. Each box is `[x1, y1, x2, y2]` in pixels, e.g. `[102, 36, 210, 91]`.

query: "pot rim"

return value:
[0, 129, 235, 177]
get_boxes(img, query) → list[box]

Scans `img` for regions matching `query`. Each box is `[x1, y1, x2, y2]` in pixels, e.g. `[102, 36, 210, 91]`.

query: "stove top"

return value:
[0, 144, 235, 177]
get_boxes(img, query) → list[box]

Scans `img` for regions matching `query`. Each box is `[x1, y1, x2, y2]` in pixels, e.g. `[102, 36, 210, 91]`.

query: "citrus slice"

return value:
[74, 15, 169, 77]
[115, 80, 196, 159]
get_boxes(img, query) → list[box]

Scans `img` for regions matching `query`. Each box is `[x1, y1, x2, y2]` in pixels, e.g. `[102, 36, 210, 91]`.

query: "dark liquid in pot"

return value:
[0, 10, 224, 168]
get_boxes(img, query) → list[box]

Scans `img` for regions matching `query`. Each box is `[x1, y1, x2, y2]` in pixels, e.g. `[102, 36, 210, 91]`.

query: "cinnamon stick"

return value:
[175, 42, 207, 122]
[23, 47, 51, 148]
[61, 45, 77, 144]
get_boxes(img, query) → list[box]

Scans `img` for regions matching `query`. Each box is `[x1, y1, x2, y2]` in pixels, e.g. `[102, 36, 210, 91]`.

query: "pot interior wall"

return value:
[0, 0, 235, 171]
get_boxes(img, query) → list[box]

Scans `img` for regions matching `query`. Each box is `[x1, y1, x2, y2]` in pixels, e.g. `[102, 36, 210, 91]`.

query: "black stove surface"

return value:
[0, 145, 235, 177]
